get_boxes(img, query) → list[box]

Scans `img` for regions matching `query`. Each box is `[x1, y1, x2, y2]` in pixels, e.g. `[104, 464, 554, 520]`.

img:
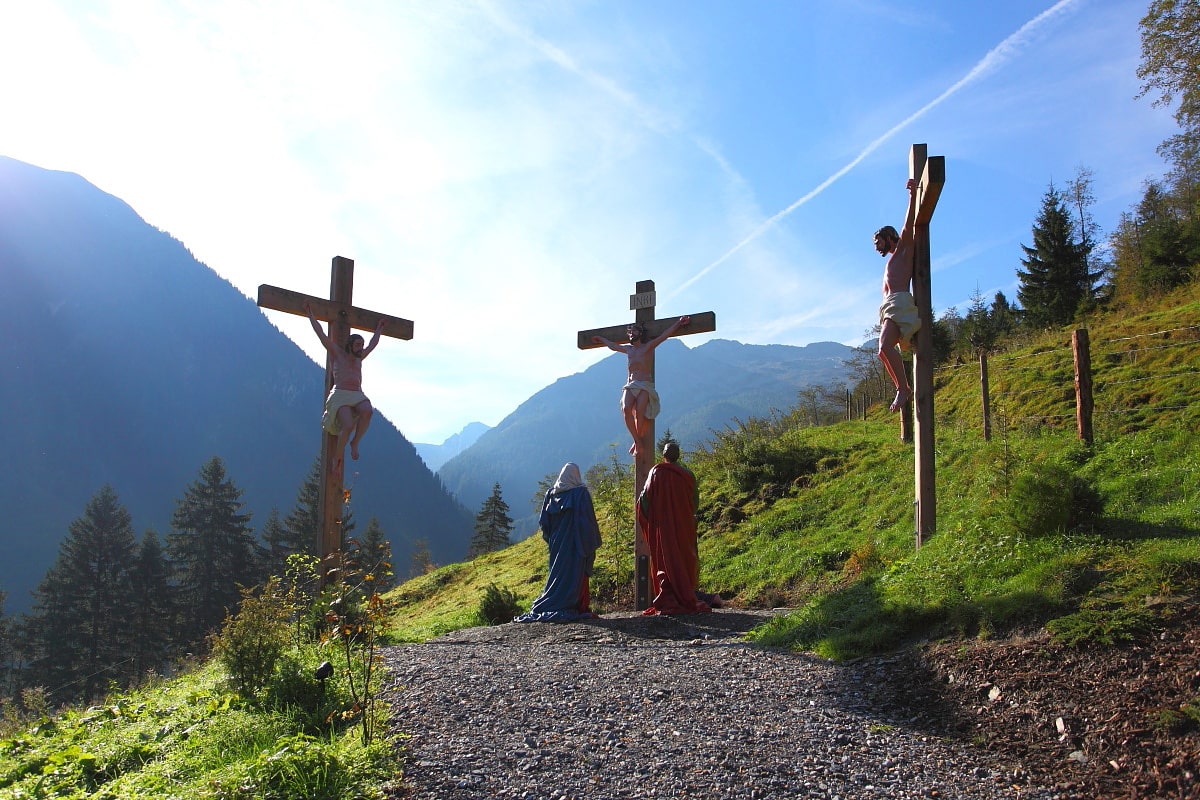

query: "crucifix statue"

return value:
[908, 144, 945, 547]
[577, 279, 715, 609]
[257, 256, 413, 579]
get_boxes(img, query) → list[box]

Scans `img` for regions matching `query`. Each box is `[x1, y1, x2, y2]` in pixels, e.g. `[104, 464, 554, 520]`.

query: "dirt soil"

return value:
[859, 601, 1200, 799]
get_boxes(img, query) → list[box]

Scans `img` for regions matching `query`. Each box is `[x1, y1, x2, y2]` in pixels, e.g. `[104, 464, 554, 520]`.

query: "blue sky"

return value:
[0, 0, 1177, 443]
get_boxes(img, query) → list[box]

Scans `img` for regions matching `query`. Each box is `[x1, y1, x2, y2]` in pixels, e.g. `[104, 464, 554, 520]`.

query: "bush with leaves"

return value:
[211, 579, 291, 698]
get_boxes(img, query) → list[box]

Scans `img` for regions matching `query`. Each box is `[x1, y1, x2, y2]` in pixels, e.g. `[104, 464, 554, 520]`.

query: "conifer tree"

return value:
[469, 483, 513, 557]
[259, 507, 293, 579]
[282, 459, 322, 558]
[1017, 185, 1091, 329]
[28, 485, 138, 701]
[283, 457, 354, 557]
[408, 537, 435, 578]
[128, 529, 174, 676]
[345, 517, 395, 591]
[166, 457, 259, 644]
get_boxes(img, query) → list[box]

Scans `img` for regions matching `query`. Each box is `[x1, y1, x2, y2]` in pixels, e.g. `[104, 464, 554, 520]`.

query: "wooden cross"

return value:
[907, 144, 945, 547]
[257, 256, 413, 579]
[577, 279, 715, 609]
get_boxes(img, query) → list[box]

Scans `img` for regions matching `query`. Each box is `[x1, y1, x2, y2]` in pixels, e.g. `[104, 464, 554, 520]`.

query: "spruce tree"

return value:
[28, 485, 138, 701]
[408, 537, 435, 578]
[282, 459, 322, 558]
[345, 517, 395, 591]
[469, 484, 513, 557]
[1017, 184, 1089, 329]
[166, 457, 258, 644]
[128, 529, 174, 676]
[283, 457, 354, 557]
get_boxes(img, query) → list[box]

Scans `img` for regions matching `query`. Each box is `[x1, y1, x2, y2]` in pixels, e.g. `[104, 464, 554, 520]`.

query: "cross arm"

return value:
[915, 156, 944, 225]
[257, 284, 414, 340]
[577, 311, 716, 350]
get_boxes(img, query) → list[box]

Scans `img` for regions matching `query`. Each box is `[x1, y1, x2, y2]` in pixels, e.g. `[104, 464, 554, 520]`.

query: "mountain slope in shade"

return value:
[0, 156, 473, 612]
[436, 337, 855, 536]
[414, 421, 491, 472]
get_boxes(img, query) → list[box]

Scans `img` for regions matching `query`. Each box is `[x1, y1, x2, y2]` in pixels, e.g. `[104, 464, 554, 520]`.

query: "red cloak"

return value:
[637, 461, 710, 615]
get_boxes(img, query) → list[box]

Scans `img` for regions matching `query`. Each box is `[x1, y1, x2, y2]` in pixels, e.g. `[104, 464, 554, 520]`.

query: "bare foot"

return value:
[889, 388, 912, 413]
[350, 441, 360, 461]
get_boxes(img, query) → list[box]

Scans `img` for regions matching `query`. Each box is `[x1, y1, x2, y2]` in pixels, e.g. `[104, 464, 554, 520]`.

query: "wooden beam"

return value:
[257, 284, 414, 340]
[916, 156, 946, 225]
[576, 311, 716, 350]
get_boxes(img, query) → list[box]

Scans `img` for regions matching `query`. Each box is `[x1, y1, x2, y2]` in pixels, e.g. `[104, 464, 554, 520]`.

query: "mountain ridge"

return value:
[0, 156, 474, 612]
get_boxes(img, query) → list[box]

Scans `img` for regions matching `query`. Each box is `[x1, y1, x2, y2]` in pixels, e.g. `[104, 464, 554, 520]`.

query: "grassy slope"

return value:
[389, 282, 1200, 655]
[3, 285, 1195, 798]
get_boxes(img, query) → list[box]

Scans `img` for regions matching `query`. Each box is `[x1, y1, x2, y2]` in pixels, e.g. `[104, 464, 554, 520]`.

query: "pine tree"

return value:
[958, 287, 995, 353]
[283, 457, 354, 558]
[166, 457, 259, 645]
[408, 537, 435, 578]
[1017, 184, 1090, 329]
[128, 529, 174, 676]
[28, 486, 139, 702]
[989, 291, 1017, 339]
[345, 517, 395, 591]
[469, 484, 513, 557]
[259, 507, 293, 579]
[282, 459, 322, 558]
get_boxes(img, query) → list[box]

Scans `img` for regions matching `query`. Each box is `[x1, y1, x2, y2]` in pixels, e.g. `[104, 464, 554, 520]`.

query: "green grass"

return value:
[0, 660, 399, 799]
[387, 282, 1200, 661]
[3, 284, 1197, 798]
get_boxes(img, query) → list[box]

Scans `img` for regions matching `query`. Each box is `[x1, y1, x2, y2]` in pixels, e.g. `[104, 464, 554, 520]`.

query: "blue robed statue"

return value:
[515, 462, 602, 622]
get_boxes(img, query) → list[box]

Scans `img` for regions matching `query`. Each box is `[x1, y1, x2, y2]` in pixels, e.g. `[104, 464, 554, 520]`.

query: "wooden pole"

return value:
[257, 256, 414, 583]
[909, 144, 945, 548]
[1072, 329, 1093, 446]
[577, 282, 716, 609]
[979, 350, 992, 442]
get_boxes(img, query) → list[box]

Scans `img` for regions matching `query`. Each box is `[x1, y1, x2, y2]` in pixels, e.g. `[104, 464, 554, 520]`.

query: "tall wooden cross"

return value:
[257, 256, 414, 579]
[577, 279, 716, 609]
[908, 144, 945, 547]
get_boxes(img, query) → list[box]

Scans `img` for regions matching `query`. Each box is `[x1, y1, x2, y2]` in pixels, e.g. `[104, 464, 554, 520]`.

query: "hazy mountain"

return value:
[0, 156, 474, 612]
[414, 422, 491, 472]
[436, 337, 855, 537]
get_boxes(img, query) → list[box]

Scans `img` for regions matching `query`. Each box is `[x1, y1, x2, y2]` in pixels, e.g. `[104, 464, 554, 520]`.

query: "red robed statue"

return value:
[636, 442, 722, 615]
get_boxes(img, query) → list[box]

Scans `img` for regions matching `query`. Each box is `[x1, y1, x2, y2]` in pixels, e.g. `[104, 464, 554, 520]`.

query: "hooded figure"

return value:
[514, 463, 603, 622]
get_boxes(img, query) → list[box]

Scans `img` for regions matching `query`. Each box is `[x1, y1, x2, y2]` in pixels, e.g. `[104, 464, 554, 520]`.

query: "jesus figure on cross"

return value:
[592, 315, 689, 455]
[305, 300, 386, 472]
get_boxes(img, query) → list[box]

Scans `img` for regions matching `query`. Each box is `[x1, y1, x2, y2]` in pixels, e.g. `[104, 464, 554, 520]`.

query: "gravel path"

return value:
[381, 611, 1061, 799]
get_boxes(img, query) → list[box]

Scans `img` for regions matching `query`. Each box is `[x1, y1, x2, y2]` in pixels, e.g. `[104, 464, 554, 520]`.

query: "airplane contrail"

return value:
[669, 0, 1083, 300]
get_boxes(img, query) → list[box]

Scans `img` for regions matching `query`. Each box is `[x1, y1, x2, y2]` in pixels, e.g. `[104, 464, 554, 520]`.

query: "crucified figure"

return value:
[873, 178, 921, 412]
[305, 301, 385, 473]
[592, 315, 689, 455]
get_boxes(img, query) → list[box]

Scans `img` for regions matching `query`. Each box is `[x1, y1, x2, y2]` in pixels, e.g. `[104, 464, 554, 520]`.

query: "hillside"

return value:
[436, 337, 855, 535]
[0, 156, 474, 611]
[385, 283, 1200, 797]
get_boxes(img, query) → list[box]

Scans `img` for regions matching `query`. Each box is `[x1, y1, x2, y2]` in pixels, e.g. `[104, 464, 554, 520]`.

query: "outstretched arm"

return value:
[361, 318, 386, 358]
[647, 315, 690, 349]
[592, 335, 630, 354]
[304, 302, 333, 351]
[896, 179, 919, 251]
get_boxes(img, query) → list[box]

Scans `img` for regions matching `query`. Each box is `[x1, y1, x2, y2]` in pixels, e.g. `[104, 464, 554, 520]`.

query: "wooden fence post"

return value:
[1072, 329, 1093, 446]
[979, 350, 992, 442]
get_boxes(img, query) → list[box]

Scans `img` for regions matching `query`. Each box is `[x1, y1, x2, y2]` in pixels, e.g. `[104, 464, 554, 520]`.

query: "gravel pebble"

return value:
[381, 611, 1063, 799]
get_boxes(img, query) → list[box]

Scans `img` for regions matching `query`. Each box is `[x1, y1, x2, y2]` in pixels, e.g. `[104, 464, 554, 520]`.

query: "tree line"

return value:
[841, 2, 1200, 412]
[0, 456, 427, 706]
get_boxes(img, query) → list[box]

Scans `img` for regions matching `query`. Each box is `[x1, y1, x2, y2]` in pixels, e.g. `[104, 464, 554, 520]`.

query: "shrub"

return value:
[211, 580, 292, 698]
[1007, 462, 1101, 536]
[478, 583, 522, 625]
